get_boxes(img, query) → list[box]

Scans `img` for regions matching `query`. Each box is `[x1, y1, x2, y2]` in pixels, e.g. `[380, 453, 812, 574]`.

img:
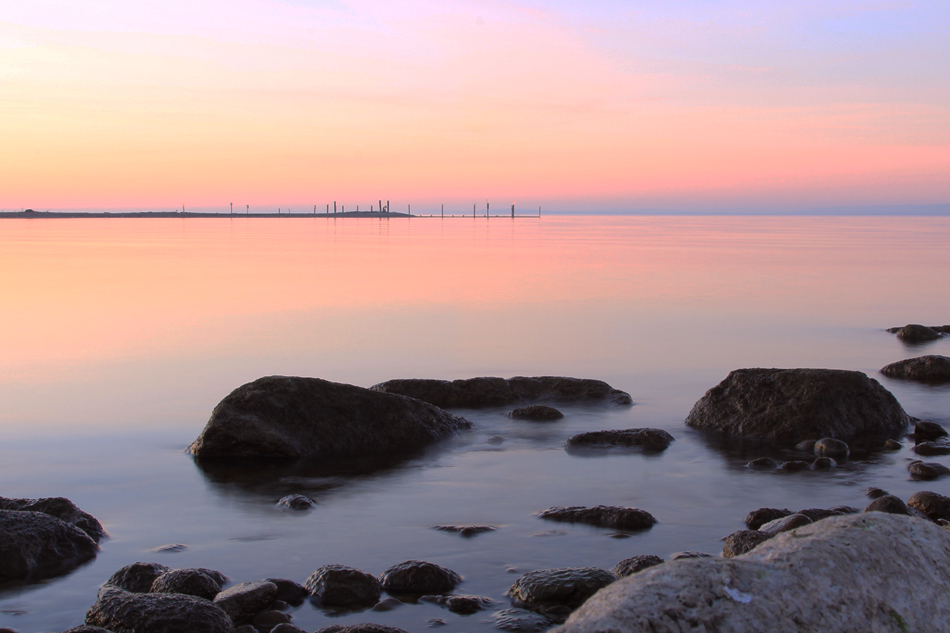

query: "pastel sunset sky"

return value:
[2, 1, 948, 212]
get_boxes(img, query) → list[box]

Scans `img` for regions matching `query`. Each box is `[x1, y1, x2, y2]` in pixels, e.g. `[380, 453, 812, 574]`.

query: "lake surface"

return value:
[1, 215, 949, 633]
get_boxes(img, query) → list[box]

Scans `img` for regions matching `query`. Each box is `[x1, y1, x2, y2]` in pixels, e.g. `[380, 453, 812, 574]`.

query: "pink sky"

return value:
[1, 1, 948, 212]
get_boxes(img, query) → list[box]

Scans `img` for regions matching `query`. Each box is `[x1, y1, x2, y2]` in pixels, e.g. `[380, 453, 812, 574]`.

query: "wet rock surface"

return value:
[758, 513, 813, 535]
[264, 578, 308, 605]
[378, 560, 461, 594]
[914, 420, 949, 442]
[507, 567, 617, 611]
[909, 460, 950, 480]
[685, 368, 910, 442]
[150, 568, 227, 600]
[305, 564, 382, 607]
[888, 323, 944, 342]
[881, 355, 950, 383]
[777, 460, 810, 472]
[0, 509, 98, 583]
[62, 627, 113, 633]
[669, 551, 712, 560]
[612, 555, 663, 578]
[913, 441, 950, 456]
[909, 491, 950, 522]
[212, 580, 278, 623]
[106, 562, 171, 593]
[746, 457, 777, 470]
[86, 586, 233, 633]
[722, 530, 773, 558]
[0, 496, 106, 543]
[553, 514, 950, 633]
[420, 594, 495, 614]
[565, 429, 674, 452]
[508, 405, 564, 421]
[538, 506, 656, 531]
[370, 376, 633, 408]
[744, 508, 792, 530]
[492, 607, 553, 632]
[433, 525, 496, 537]
[189, 376, 472, 459]
[813, 438, 849, 459]
[863, 495, 911, 515]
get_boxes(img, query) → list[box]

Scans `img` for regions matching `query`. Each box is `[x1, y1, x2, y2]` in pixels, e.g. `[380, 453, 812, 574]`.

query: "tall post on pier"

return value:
[387, 200, 390, 213]
[511, 203, 514, 218]
[246, 204, 249, 215]
[230, 202, 233, 215]
[379, 200, 383, 214]
[486, 202, 489, 218]
[334, 201, 337, 215]
[473, 204, 475, 218]
[539, 206, 541, 217]
[313, 205, 316, 215]
[441, 204, 444, 218]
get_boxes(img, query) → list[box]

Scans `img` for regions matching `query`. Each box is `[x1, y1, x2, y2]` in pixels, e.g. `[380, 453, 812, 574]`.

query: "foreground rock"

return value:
[213, 580, 277, 622]
[553, 513, 950, 633]
[508, 568, 617, 614]
[722, 530, 773, 558]
[910, 461, 950, 480]
[613, 555, 663, 578]
[0, 509, 98, 583]
[189, 376, 472, 459]
[305, 564, 381, 607]
[538, 506, 656, 531]
[0, 496, 106, 543]
[685, 368, 910, 442]
[378, 560, 461, 594]
[888, 324, 945, 342]
[509, 405, 564, 421]
[86, 586, 232, 633]
[881, 355, 950, 383]
[565, 429, 674, 452]
[106, 562, 171, 593]
[150, 568, 227, 600]
[908, 491, 950, 522]
[370, 377, 633, 408]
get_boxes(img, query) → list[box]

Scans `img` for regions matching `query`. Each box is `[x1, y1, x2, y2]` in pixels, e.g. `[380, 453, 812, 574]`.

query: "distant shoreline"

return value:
[0, 210, 412, 219]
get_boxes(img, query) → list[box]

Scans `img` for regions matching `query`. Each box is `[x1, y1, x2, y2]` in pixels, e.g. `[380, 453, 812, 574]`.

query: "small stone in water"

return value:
[670, 551, 712, 560]
[812, 457, 837, 469]
[814, 438, 849, 459]
[371, 597, 403, 612]
[747, 457, 777, 470]
[613, 555, 663, 577]
[865, 487, 890, 499]
[487, 436, 505, 445]
[276, 494, 316, 510]
[426, 619, 447, 628]
[884, 439, 902, 450]
[152, 543, 188, 553]
[909, 461, 950, 481]
[778, 460, 810, 472]
[795, 440, 817, 451]
[433, 525, 496, 537]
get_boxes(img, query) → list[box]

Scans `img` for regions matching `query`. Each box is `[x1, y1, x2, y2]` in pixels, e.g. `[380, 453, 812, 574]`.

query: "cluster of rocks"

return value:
[887, 323, 950, 343]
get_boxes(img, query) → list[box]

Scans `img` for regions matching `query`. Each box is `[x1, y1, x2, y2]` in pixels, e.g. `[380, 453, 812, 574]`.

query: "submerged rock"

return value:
[908, 491, 950, 522]
[813, 438, 849, 459]
[565, 429, 674, 452]
[0, 509, 98, 583]
[86, 586, 233, 633]
[685, 368, 910, 442]
[553, 514, 950, 633]
[106, 562, 171, 593]
[420, 594, 495, 614]
[881, 355, 950, 383]
[189, 376, 472, 459]
[305, 564, 381, 607]
[744, 508, 792, 530]
[276, 494, 316, 510]
[492, 607, 553, 632]
[746, 457, 777, 470]
[509, 405, 564, 421]
[370, 376, 633, 408]
[150, 568, 227, 600]
[778, 460, 810, 472]
[722, 530, 772, 558]
[0, 496, 106, 543]
[811, 457, 837, 469]
[378, 560, 461, 594]
[538, 506, 656, 531]
[890, 324, 943, 343]
[909, 461, 950, 481]
[915, 420, 949, 442]
[508, 568, 617, 611]
[613, 555, 663, 578]
[433, 525, 496, 537]
[264, 578, 308, 605]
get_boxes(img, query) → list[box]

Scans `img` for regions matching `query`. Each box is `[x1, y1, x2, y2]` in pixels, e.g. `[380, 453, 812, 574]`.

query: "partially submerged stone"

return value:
[909, 460, 950, 481]
[722, 530, 772, 558]
[213, 580, 278, 623]
[913, 441, 950, 456]
[612, 555, 663, 578]
[370, 376, 632, 408]
[0, 496, 106, 543]
[305, 564, 381, 607]
[881, 355, 950, 383]
[316, 624, 408, 633]
[106, 562, 170, 593]
[378, 560, 461, 594]
[420, 594, 495, 614]
[86, 586, 233, 633]
[538, 506, 656, 531]
[813, 438, 849, 459]
[908, 491, 950, 522]
[758, 513, 812, 535]
[0, 509, 98, 583]
[264, 578, 308, 605]
[744, 508, 792, 530]
[685, 368, 910, 442]
[565, 429, 674, 452]
[890, 324, 943, 343]
[150, 568, 227, 600]
[433, 525, 496, 537]
[915, 421, 949, 442]
[189, 376, 471, 459]
[276, 494, 316, 510]
[746, 457, 777, 470]
[509, 405, 564, 421]
[864, 495, 911, 516]
[508, 568, 617, 611]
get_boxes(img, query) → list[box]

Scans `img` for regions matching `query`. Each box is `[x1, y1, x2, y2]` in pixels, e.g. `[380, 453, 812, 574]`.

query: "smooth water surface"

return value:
[1, 216, 949, 632]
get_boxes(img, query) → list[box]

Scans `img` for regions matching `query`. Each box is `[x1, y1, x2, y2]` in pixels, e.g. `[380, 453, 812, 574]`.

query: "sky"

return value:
[1, 0, 948, 213]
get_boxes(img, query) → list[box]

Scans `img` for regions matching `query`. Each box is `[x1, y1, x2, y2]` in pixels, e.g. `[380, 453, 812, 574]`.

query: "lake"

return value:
[1, 215, 949, 632]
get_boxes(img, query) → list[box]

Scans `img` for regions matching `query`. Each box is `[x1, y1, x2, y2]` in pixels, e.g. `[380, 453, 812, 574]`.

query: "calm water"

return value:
[1, 216, 949, 632]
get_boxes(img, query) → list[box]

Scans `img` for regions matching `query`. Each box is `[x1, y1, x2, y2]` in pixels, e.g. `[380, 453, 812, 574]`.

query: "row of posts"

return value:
[224, 201, 540, 217]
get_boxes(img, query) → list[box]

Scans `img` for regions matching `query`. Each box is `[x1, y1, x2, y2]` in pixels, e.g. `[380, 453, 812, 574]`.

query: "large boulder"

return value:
[685, 368, 910, 443]
[370, 377, 632, 408]
[881, 355, 950, 383]
[0, 509, 98, 583]
[554, 513, 950, 633]
[85, 586, 233, 633]
[0, 496, 106, 543]
[189, 376, 471, 459]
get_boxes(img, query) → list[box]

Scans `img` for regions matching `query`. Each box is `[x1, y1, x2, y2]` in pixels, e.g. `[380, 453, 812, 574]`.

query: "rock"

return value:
[420, 594, 495, 614]
[915, 420, 949, 442]
[152, 544, 187, 553]
[370, 376, 633, 408]
[263, 578, 308, 605]
[722, 530, 773, 558]
[62, 627, 113, 633]
[744, 508, 792, 530]
[0, 496, 106, 543]
[0, 509, 98, 583]
[508, 568, 617, 611]
[492, 607, 553, 632]
[252, 610, 291, 631]
[86, 586, 233, 633]
[885, 439, 902, 450]
[276, 494, 315, 510]
[189, 376, 472, 459]
[864, 495, 910, 515]
[881, 355, 950, 383]
[433, 525, 496, 537]
[315, 625, 408, 633]
[487, 436, 505, 445]
[798, 507, 858, 522]
[777, 460, 810, 472]
[378, 560, 461, 594]
[892, 324, 942, 342]
[684, 368, 910, 442]
[426, 618, 447, 627]
[865, 487, 889, 499]
[746, 457, 777, 470]
[212, 580, 278, 623]
[538, 506, 656, 531]
[271, 625, 307, 633]
[552, 514, 950, 633]
[105, 562, 171, 593]
[371, 597, 403, 611]
[914, 441, 950, 456]
[813, 438, 849, 459]
[909, 460, 950, 480]
[908, 491, 950, 522]
[150, 568, 227, 600]
[795, 439, 816, 451]
[565, 429, 674, 452]
[509, 405, 564, 421]
[669, 551, 712, 560]
[758, 513, 812, 535]
[811, 457, 836, 469]
[305, 564, 381, 607]
[613, 555, 663, 578]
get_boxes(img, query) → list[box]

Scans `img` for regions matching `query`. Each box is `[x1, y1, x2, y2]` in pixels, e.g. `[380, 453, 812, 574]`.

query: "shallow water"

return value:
[1, 215, 949, 632]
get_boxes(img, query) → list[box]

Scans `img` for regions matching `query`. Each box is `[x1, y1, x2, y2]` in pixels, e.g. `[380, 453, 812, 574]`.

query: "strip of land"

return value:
[0, 210, 411, 219]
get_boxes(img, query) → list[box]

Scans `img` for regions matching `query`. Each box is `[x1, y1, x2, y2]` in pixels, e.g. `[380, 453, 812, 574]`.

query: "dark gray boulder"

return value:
[685, 368, 910, 442]
[565, 429, 674, 452]
[305, 564, 381, 607]
[150, 568, 227, 600]
[0, 497, 106, 543]
[909, 461, 950, 480]
[722, 530, 772, 558]
[370, 376, 632, 408]
[420, 594, 495, 614]
[915, 420, 949, 442]
[379, 560, 461, 594]
[882, 355, 950, 383]
[105, 562, 171, 593]
[316, 624, 408, 633]
[538, 506, 656, 531]
[811, 457, 836, 469]
[509, 405, 564, 421]
[612, 555, 663, 578]
[864, 495, 911, 515]
[85, 586, 232, 633]
[914, 441, 950, 456]
[212, 580, 277, 623]
[890, 324, 942, 342]
[908, 491, 950, 522]
[263, 578, 308, 605]
[813, 438, 849, 459]
[744, 508, 792, 530]
[492, 607, 553, 632]
[189, 376, 471, 459]
[0, 509, 98, 583]
[508, 568, 617, 611]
